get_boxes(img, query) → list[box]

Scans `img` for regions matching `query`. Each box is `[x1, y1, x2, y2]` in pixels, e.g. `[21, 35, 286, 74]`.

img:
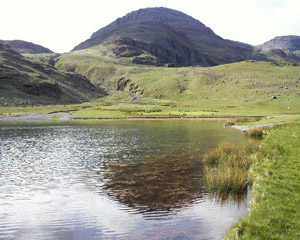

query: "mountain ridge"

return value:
[257, 35, 300, 53]
[0, 43, 106, 106]
[257, 35, 300, 64]
[0, 39, 54, 54]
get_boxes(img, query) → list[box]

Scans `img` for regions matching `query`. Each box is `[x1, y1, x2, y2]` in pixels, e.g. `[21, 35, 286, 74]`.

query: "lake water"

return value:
[0, 120, 249, 240]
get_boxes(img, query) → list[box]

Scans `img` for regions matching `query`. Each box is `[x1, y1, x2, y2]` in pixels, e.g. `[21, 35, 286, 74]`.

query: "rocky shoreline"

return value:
[0, 112, 71, 122]
[231, 122, 288, 132]
[0, 114, 290, 131]
[0, 113, 234, 123]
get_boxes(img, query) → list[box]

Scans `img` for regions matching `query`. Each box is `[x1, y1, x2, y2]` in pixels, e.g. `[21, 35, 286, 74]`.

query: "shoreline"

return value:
[73, 117, 235, 121]
[226, 124, 300, 239]
[0, 112, 242, 123]
[231, 122, 289, 132]
[0, 113, 291, 132]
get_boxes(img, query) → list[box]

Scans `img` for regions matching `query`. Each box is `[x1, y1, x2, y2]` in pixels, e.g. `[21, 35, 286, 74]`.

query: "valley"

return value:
[1, 6, 300, 240]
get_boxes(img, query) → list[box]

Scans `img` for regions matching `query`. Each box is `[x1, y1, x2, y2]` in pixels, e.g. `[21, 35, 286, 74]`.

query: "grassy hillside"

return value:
[56, 47, 300, 117]
[23, 52, 61, 66]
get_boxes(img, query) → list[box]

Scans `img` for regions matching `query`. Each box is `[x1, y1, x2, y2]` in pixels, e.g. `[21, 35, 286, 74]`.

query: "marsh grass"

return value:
[236, 117, 261, 124]
[245, 127, 263, 139]
[227, 117, 262, 126]
[204, 140, 260, 193]
[226, 120, 236, 126]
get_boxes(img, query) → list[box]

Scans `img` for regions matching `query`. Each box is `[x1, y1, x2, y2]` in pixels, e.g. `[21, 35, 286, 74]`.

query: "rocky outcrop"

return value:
[113, 36, 208, 66]
[117, 77, 130, 91]
[117, 77, 143, 95]
[22, 82, 62, 99]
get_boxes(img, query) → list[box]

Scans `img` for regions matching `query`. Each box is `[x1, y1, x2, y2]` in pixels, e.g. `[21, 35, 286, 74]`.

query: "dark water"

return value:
[0, 121, 248, 240]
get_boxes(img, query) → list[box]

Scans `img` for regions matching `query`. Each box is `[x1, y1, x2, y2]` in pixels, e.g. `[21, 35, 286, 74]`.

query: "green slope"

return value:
[56, 46, 300, 116]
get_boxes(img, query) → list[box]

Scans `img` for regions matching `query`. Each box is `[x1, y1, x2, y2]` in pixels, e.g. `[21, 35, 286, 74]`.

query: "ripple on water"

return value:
[0, 122, 248, 240]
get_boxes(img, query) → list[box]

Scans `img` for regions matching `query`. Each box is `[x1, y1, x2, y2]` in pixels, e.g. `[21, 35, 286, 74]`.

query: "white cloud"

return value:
[0, 0, 299, 52]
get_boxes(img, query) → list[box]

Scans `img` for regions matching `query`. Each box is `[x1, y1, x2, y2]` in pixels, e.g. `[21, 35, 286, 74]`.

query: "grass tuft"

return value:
[226, 120, 236, 126]
[203, 142, 235, 165]
[204, 140, 260, 193]
[246, 127, 263, 138]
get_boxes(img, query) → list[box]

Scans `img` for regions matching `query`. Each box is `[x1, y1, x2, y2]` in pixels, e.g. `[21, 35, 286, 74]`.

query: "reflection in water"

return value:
[0, 121, 248, 240]
[104, 152, 247, 215]
[208, 192, 248, 206]
[104, 151, 205, 213]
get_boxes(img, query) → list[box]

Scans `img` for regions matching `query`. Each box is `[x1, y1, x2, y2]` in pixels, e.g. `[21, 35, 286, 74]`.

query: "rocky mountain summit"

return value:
[73, 7, 265, 67]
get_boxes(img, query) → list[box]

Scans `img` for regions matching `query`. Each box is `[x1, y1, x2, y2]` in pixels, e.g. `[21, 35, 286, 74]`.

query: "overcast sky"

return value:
[1, 0, 299, 53]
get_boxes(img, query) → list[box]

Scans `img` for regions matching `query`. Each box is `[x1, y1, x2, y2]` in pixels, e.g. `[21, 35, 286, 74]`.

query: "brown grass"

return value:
[246, 127, 263, 138]
[204, 140, 260, 193]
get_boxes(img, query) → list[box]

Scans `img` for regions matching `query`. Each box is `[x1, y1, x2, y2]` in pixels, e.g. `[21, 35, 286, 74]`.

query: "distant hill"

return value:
[0, 43, 107, 106]
[257, 36, 300, 64]
[257, 35, 300, 53]
[0, 40, 54, 54]
[73, 7, 265, 67]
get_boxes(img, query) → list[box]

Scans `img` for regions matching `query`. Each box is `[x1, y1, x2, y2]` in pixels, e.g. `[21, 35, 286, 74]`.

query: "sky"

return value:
[1, 0, 299, 53]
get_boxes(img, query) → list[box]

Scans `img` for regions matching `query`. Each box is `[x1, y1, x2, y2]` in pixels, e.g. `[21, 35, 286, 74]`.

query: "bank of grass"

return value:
[2, 99, 300, 121]
[247, 115, 300, 125]
[245, 127, 264, 138]
[0, 99, 222, 119]
[226, 123, 300, 239]
[203, 140, 260, 193]
[225, 115, 300, 135]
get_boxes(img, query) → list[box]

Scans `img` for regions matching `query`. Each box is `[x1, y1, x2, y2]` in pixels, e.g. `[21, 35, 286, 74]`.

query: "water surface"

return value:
[0, 120, 248, 240]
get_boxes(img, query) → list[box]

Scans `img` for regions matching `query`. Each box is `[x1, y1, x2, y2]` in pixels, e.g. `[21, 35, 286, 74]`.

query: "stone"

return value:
[271, 95, 277, 100]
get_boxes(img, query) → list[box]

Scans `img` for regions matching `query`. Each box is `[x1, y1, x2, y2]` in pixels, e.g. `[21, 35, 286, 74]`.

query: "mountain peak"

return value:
[73, 7, 263, 66]
[112, 7, 207, 28]
[74, 7, 215, 50]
